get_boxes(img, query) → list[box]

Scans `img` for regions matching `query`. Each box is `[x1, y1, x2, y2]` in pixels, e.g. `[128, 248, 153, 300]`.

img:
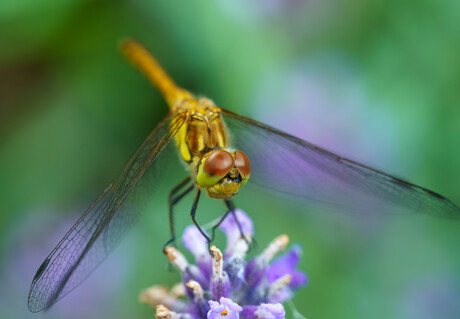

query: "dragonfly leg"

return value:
[189, 189, 214, 253]
[209, 207, 232, 243]
[163, 176, 193, 253]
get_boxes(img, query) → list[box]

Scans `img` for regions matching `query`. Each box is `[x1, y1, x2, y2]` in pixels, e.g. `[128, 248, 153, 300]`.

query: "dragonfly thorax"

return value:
[173, 99, 228, 164]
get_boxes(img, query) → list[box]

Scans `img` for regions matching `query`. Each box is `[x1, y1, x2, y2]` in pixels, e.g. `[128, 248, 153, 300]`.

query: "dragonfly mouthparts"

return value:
[227, 173, 243, 183]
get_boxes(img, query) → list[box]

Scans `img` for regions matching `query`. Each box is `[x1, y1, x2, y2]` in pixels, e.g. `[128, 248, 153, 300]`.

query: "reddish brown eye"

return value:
[235, 151, 251, 177]
[203, 150, 234, 177]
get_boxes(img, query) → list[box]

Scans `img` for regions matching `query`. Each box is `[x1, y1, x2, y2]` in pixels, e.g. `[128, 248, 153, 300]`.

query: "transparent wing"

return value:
[222, 109, 459, 218]
[27, 113, 186, 313]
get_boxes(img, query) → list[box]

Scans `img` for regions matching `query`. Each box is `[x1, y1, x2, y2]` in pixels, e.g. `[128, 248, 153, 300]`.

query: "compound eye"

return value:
[235, 151, 251, 178]
[203, 150, 234, 176]
[197, 150, 234, 188]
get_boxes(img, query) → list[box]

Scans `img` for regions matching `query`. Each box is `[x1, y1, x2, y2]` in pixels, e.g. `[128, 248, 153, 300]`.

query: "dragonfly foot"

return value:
[162, 237, 177, 255]
[245, 235, 258, 254]
[207, 239, 218, 258]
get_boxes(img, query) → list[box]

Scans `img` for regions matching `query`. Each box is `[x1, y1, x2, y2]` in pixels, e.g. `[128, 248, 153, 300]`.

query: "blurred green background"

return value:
[1, 0, 459, 318]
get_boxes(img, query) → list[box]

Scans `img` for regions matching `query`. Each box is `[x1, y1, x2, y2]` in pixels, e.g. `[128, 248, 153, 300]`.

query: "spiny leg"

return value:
[209, 207, 232, 243]
[189, 189, 215, 253]
[168, 176, 192, 240]
[163, 176, 193, 253]
[163, 184, 194, 251]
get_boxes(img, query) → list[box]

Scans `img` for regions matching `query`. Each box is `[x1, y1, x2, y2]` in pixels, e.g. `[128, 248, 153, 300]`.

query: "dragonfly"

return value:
[28, 39, 460, 313]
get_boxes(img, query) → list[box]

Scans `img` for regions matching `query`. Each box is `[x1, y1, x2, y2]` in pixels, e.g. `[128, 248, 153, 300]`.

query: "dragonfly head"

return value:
[196, 149, 251, 199]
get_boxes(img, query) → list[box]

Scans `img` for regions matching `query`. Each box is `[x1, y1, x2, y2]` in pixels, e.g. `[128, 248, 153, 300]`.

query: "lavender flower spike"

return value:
[140, 209, 308, 319]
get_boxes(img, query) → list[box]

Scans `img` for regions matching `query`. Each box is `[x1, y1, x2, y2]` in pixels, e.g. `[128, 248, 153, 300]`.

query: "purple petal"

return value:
[270, 287, 293, 304]
[211, 272, 232, 300]
[267, 244, 308, 289]
[207, 297, 242, 319]
[185, 298, 209, 319]
[183, 226, 212, 279]
[219, 209, 254, 255]
[241, 305, 258, 319]
[225, 257, 246, 292]
[289, 269, 308, 289]
[183, 226, 210, 259]
[241, 304, 286, 319]
[182, 265, 209, 297]
[257, 303, 285, 319]
[245, 257, 268, 288]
